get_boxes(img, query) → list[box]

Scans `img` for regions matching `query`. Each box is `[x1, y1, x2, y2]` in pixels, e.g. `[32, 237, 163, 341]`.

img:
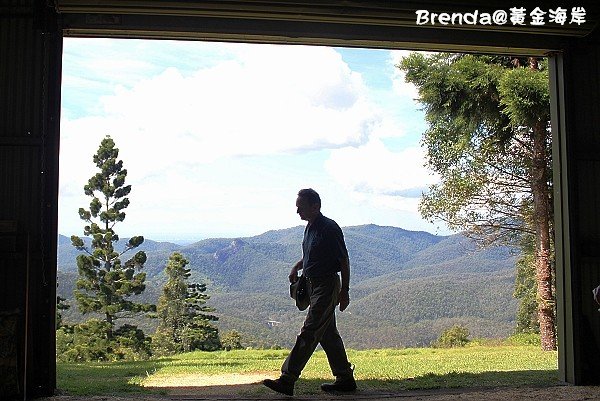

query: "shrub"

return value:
[505, 332, 542, 346]
[57, 319, 152, 362]
[433, 324, 470, 348]
[56, 325, 75, 361]
[113, 324, 153, 360]
[220, 330, 244, 351]
[182, 321, 221, 352]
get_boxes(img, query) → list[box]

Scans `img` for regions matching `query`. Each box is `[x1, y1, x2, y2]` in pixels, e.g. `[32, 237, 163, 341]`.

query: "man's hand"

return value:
[289, 261, 302, 283]
[338, 288, 350, 312]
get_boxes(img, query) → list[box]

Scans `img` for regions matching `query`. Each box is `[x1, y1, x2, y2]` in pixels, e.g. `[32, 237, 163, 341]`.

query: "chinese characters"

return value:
[415, 7, 586, 26]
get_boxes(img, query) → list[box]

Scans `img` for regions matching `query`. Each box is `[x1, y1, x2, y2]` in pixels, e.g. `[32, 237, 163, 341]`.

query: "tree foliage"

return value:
[433, 324, 470, 348]
[220, 330, 244, 351]
[154, 252, 220, 355]
[514, 237, 540, 334]
[400, 54, 547, 242]
[70, 136, 155, 342]
[56, 319, 152, 362]
[56, 295, 70, 329]
[399, 53, 555, 350]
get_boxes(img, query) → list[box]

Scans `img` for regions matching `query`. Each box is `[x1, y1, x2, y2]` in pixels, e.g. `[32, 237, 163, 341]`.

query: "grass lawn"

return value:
[56, 345, 558, 396]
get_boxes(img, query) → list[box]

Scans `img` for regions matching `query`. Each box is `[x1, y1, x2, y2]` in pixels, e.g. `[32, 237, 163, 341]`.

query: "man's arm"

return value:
[338, 256, 350, 312]
[289, 259, 303, 283]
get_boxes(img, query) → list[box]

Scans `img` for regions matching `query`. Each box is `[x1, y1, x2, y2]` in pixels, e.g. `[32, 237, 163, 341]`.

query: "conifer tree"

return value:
[399, 54, 555, 350]
[56, 295, 70, 329]
[71, 136, 155, 340]
[154, 252, 220, 354]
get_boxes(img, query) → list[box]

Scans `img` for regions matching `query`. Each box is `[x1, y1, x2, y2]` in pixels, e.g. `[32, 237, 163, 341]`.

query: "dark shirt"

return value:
[302, 213, 349, 278]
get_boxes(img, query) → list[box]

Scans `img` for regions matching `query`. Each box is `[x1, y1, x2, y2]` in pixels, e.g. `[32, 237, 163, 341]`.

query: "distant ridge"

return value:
[57, 224, 518, 349]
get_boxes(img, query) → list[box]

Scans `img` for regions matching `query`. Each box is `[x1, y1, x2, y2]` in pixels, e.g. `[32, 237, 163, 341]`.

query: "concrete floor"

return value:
[42, 385, 600, 401]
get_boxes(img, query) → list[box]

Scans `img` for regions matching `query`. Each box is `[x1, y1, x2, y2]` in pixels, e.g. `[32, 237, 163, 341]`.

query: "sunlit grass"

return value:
[57, 345, 558, 396]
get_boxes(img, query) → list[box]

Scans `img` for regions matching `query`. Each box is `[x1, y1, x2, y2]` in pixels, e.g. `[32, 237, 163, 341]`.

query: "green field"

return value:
[57, 345, 558, 396]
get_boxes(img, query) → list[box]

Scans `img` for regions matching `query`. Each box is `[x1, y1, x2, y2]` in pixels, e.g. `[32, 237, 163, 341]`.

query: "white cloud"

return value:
[95, 44, 378, 162]
[60, 44, 383, 182]
[59, 42, 399, 238]
[324, 139, 438, 213]
[389, 50, 422, 102]
[59, 40, 454, 240]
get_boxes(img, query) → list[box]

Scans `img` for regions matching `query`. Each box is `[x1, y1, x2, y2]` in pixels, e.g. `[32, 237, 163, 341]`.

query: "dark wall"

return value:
[563, 29, 600, 384]
[0, 1, 62, 396]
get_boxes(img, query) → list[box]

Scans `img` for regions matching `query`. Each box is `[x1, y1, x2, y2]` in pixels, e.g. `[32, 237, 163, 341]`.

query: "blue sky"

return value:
[59, 38, 447, 242]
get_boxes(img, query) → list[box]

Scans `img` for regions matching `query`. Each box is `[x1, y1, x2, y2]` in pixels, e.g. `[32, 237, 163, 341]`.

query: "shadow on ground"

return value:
[143, 370, 560, 398]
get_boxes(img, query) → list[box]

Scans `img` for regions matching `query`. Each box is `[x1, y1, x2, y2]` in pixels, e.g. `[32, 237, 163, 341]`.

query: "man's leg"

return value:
[319, 276, 355, 392]
[280, 276, 338, 381]
[320, 314, 353, 378]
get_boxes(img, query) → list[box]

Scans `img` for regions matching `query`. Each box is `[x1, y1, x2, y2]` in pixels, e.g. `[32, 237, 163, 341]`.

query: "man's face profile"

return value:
[296, 196, 319, 221]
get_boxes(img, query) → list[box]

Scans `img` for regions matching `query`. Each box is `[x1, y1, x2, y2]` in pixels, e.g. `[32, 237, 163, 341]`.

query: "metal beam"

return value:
[55, 0, 597, 37]
[56, 0, 598, 55]
[62, 13, 576, 56]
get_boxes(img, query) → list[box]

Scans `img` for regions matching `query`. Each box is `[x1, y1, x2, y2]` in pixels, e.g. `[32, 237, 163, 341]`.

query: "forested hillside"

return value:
[57, 224, 518, 348]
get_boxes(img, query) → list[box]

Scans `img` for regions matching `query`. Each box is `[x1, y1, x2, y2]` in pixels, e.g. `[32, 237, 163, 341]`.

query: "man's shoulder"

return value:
[318, 214, 342, 232]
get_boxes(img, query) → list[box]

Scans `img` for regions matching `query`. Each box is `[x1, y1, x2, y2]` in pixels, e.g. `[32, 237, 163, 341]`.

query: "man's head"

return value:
[296, 188, 321, 222]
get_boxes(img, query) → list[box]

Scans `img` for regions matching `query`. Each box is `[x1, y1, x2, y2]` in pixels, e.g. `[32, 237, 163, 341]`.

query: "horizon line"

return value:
[58, 222, 453, 245]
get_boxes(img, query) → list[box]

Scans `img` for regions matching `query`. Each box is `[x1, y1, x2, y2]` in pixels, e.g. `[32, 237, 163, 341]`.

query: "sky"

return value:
[59, 38, 448, 242]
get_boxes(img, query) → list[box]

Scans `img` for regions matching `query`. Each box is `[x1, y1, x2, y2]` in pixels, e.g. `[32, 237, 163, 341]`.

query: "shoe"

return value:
[263, 378, 294, 396]
[320, 375, 357, 392]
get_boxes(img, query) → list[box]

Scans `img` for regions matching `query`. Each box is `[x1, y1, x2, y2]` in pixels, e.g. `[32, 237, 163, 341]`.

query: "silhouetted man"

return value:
[263, 188, 356, 396]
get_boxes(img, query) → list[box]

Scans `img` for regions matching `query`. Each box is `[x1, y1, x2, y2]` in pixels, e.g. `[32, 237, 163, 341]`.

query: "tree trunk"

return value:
[528, 57, 556, 351]
[529, 60, 556, 349]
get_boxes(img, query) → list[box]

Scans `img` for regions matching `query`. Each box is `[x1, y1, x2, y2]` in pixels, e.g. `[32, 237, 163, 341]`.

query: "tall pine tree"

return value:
[399, 54, 555, 350]
[154, 252, 220, 355]
[71, 136, 155, 340]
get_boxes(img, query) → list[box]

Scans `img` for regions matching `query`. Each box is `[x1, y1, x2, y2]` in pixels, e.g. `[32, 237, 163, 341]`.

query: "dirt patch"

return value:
[142, 372, 269, 396]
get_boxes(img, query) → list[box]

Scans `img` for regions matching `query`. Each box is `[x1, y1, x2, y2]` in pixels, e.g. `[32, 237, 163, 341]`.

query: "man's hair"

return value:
[298, 188, 321, 207]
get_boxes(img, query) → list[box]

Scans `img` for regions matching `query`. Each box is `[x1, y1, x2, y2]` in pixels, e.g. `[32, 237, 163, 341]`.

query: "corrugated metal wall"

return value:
[1, 6, 42, 137]
[564, 32, 600, 383]
[0, 0, 62, 396]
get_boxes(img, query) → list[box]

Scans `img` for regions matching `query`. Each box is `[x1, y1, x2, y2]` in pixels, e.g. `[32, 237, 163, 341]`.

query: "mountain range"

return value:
[57, 224, 519, 349]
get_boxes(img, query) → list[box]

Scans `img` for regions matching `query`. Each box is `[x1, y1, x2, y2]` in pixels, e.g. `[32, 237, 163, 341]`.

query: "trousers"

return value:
[281, 274, 353, 381]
